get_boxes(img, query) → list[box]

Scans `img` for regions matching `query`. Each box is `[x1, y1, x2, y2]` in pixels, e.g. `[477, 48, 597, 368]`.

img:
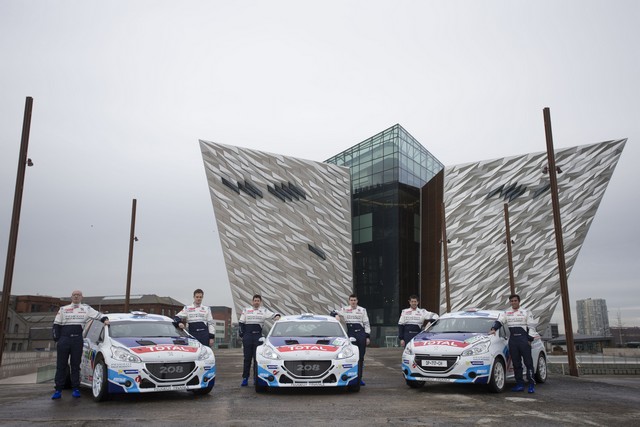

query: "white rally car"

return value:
[254, 314, 361, 392]
[79, 312, 216, 401]
[402, 309, 547, 392]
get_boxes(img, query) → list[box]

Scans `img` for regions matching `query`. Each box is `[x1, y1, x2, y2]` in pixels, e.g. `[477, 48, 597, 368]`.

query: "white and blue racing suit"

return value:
[398, 308, 439, 346]
[174, 304, 216, 347]
[52, 303, 108, 391]
[332, 305, 370, 382]
[239, 306, 280, 380]
[492, 307, 537, 385]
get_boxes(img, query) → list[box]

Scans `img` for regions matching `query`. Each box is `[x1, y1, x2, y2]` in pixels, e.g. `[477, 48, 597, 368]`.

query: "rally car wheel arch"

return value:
[347, 383, 360, 392]
[254, 365, 268, 393]
[92, 358, 109, 402]
[488, 357, 506, 393]
[535, 353, 548, 384]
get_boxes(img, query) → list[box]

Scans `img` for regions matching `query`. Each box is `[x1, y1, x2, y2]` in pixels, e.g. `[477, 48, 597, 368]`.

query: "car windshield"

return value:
[270, 321, 345, 338]
[109, 321, 189, 339]
[428, 317, 495, 334]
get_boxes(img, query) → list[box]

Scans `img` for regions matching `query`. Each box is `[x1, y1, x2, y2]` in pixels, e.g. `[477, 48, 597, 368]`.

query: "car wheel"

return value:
[406, 379, 425, 389]
[254, 365, 268, 393]
[192, 381, 214, 396]
[92, 359, 109, 402]
[488, 358, 506, 393]
[535, 354, 548, 384]
[347, 382, 360, 392]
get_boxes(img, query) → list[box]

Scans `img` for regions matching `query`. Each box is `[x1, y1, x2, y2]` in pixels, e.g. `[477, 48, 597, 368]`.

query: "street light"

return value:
[503, 203, 516, 296]
[124, 199, 137, 313]
[0, 97, 34, 366]
[543, 107, 579, 377]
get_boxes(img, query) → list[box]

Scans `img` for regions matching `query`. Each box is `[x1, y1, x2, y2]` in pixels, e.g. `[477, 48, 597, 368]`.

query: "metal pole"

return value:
[0, 97, 33, 365]
[543, 107, 579, 377]
[503, 203, 516, 295]
[441, 202, 451, 313]
[124, 199, 137, 313]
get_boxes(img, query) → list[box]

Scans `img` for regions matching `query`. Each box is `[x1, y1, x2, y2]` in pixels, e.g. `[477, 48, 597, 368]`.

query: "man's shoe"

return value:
[360, 380, 366, 386]
[511, 384, 525, 392]
[528, 383, 535, 393]
[51, 390, 62, 400]
[72, 389, 81, 398]
[240, 378, 248, 387]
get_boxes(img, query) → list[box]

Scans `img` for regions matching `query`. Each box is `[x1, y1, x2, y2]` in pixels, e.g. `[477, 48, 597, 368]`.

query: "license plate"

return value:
[421, 359, 447, 367]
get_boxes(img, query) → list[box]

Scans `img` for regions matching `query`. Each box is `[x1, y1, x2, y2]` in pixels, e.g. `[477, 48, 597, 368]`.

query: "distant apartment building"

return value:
[577, 298, 610, 336]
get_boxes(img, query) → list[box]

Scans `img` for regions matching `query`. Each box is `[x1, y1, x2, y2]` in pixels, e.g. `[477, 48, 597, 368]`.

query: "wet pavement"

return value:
[0, 348, 638, 426]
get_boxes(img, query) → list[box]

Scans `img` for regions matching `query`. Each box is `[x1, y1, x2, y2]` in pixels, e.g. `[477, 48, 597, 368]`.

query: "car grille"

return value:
[414, 355, 458, 372]
[145, 362, 196, 381]
[283, 360, 332, 378]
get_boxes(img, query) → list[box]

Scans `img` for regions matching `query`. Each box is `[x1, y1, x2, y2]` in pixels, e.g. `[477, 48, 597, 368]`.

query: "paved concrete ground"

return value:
[0, 348, 639, 426]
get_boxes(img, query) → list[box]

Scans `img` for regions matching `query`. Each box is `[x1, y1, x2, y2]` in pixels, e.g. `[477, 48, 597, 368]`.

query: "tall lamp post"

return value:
[440, 202, 451, 313]
[503, 203, 516, 296]
[0, 97, 34, 365]
[543, 107, 579, 377]
[124, 198, 137, 313]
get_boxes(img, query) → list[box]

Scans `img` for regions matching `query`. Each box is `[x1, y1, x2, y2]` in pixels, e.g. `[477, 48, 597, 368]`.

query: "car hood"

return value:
[111, 336, 202, 361]
[411, 332, 490, 355]
[266, 336, 349, 356]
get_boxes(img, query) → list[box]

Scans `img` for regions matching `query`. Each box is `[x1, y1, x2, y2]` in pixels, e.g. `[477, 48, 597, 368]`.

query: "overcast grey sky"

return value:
[1, 1, 638, 330]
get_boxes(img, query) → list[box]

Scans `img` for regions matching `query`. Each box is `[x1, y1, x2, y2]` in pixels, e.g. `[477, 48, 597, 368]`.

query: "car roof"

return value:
[104, 312, 173, 322]
[276, 314, 338, 322]
[439, 309, 502, 319]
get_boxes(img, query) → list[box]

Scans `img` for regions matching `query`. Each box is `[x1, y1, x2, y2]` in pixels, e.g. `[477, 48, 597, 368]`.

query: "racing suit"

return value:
[332, 306, 370, 382]
[174, 304, 216, 347]
[398, 308, 439, 346]
[239, 306, 280, 380]
[492, 307, 537, 386]
[52, 303, 108, 391]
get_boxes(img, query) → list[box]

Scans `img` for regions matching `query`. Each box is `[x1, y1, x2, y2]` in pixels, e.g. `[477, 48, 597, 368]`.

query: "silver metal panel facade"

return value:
[442, 140, 626, 331]
[200, 140, 353, 319]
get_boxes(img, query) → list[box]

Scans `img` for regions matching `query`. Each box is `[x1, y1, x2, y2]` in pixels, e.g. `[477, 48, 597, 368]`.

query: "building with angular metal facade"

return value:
[199, 140, 353, 318]
[432, 140, 626, 331]
[200, 128, 625, 339]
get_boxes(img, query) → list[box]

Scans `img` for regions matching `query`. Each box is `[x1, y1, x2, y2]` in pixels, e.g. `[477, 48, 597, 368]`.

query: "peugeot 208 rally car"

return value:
[79, 312, 216, 401]
[254, 314, 361, 392]
[402, 309, 547, 392]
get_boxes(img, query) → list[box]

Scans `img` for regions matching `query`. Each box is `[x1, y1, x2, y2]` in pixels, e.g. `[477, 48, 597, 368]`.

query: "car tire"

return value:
[406, 379, 425, 389]
[254, 365, 268, 393]
[535, 354, 548, 384]
[347, 383, 360, 392]
[192, 381, 214, 396]
[92, 359, 109, 402]
[487, 358, 506, 393]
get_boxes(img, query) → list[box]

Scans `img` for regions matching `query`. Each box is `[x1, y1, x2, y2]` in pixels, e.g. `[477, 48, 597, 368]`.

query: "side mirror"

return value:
[258, 337, 265, 344]
[349, 337, 357, 344]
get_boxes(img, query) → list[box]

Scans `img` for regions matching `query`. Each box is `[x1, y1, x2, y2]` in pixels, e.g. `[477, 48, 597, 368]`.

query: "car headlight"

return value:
[403, 341, 414, 356]
[198, 345, 213, 361]
[261, 345, 280, 360]
[336, 345, 354, 359]
[111, 345, 142, 363]
[461, 340, 490, 357]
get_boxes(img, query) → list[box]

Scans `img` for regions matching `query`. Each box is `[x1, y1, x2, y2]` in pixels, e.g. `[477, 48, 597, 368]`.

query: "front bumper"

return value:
[106, 360, 216, 394]
[255, 357, 359, 388]
[402, 354, 492, 384]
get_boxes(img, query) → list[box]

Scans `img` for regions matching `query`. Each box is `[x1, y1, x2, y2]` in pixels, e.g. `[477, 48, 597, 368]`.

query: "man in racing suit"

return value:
[239, 294, 281, 386]
[174, 288, 216, 347]
[51, 290, 109, 400]
[398, 295, 439, 347]
[332, 294, 370, 386]
[490, 293, 537, 393]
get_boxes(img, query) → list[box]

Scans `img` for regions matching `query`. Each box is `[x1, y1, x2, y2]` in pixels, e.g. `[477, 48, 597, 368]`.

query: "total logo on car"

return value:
[79, 312, 216, 401]
[254, 314, 361, 392]
[402, 309, 547, 392]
